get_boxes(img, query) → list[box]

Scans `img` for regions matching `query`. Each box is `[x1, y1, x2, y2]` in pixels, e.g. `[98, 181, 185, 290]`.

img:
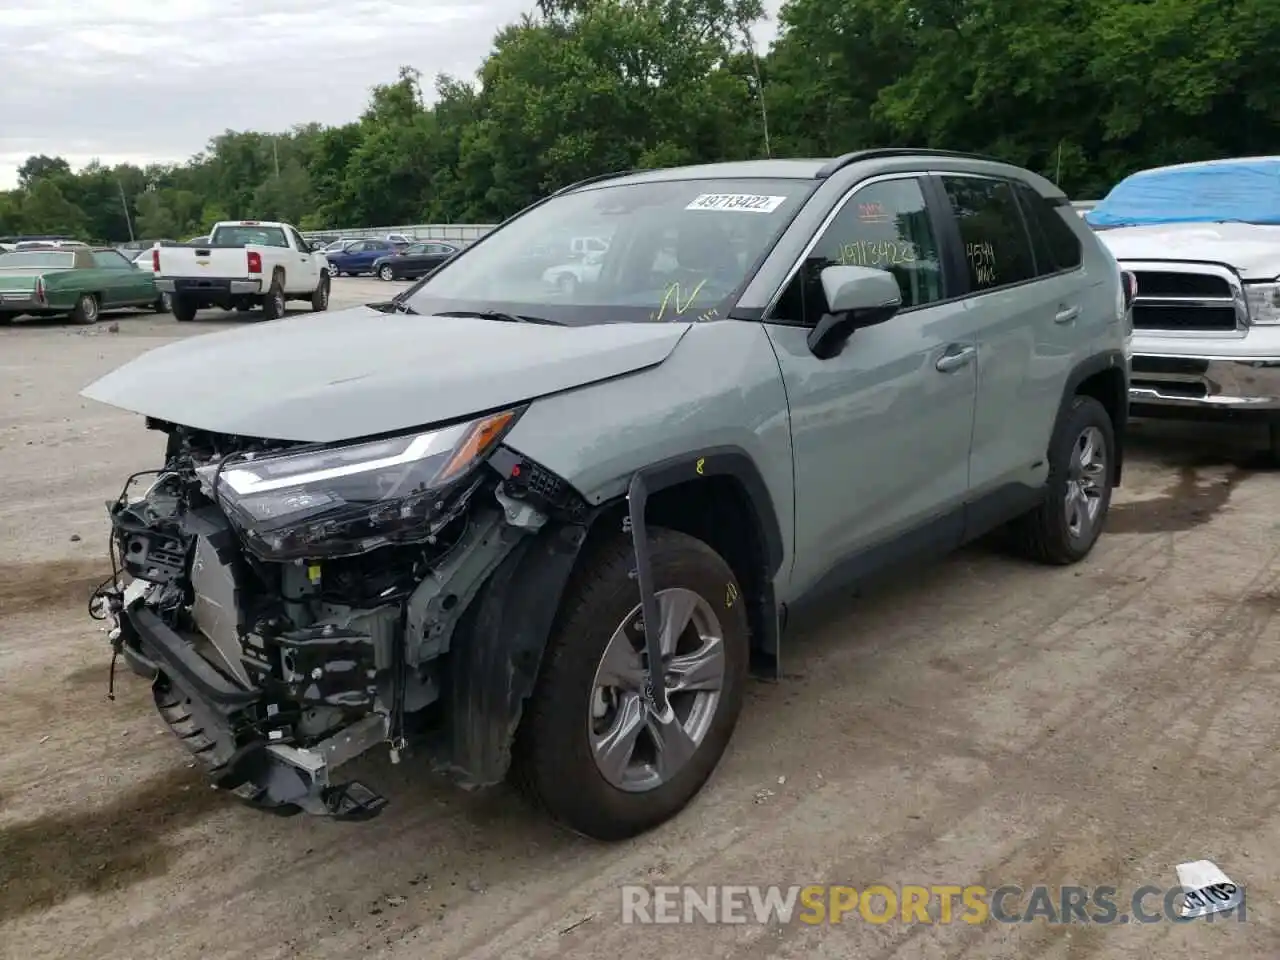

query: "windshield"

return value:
[0, 251, 75, 269]
[404, 177, 814, 324]
[210, 225, 289, 247]
[1087, 159, 1280, 229]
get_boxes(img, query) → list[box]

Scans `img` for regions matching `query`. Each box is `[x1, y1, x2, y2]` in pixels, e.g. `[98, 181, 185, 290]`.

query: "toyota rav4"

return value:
[83, 149, 1132, 841]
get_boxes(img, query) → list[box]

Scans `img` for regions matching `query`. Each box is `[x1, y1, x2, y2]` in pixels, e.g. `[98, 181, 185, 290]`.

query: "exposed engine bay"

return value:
[92, 412, 589, 819]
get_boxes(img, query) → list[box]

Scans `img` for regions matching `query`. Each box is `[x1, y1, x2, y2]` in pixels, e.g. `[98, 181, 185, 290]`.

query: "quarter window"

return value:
[1013, 182, 1083, 273]
[91, 250, 131, 269]
[940, 177, 1037, 292]
[771, 177, 944, 324]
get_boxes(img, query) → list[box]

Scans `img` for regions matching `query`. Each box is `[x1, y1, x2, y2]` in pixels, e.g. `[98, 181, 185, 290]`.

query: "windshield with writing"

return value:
[404, 178, 814, 324]
[210, 226, 289, 248]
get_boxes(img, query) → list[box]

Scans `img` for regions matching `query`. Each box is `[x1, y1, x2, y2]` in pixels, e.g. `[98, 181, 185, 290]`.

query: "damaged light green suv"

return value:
[83, 149, 1131, 840]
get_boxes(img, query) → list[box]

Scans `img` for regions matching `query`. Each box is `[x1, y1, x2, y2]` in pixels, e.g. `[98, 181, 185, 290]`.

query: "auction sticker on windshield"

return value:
[685, 194, 787, 213]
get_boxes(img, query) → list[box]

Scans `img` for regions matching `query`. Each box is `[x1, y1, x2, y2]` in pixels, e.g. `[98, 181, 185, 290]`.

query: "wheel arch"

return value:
[1056, 350, 1128, 486]
[437, 446, 785, 788]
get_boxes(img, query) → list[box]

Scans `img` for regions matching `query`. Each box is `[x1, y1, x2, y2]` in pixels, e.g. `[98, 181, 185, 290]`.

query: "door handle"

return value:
[935, 345, 976, 373]
[1054, 305, 1081, 324]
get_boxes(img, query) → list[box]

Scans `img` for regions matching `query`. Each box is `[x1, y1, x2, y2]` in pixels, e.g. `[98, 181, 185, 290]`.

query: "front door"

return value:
[287, 227, 319, 294]
[762, 175, 981, 597]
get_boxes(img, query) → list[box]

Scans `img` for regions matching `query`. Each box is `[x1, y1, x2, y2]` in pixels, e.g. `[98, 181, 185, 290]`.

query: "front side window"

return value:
[940, 177, 1036, 292]
[404, 177, 815, 325]
[770, 177, 944, 325]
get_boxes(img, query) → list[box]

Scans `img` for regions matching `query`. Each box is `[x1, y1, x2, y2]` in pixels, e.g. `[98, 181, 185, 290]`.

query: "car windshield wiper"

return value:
[434, 310, 562, 325]
[368, 297, 418, 314]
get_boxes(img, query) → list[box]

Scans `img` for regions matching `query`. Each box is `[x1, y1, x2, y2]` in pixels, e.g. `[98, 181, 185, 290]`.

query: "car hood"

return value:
[80, 305, 692, 442]
[1094, 222, 1280, 280]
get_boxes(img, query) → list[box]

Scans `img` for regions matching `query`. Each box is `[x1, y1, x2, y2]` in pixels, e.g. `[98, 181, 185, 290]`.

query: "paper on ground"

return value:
[1174, 859, 1244, 919]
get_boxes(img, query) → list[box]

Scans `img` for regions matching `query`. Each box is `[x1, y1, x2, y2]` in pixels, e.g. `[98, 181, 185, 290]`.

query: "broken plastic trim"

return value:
[625, 472, 671, 717]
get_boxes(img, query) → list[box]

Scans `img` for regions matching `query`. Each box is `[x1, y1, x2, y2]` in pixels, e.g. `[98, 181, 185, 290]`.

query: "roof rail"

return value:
[815, 148, 1009, 179]
[552, 169, 639, 195]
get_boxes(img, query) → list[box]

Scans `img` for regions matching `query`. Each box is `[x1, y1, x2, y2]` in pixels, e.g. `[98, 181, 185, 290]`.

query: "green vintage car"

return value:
[0, 246, 166, 325]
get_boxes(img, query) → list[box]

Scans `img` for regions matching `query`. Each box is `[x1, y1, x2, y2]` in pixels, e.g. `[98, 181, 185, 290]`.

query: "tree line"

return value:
[3, 0, 1276, 243]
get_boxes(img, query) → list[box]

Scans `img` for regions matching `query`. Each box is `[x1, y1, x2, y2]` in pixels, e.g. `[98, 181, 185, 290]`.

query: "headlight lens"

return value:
[197, 409, 519, 560]
[1246, 281, 1280, 324]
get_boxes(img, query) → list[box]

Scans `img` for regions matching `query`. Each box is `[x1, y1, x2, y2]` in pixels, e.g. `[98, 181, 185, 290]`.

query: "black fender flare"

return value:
[1054, 349, 1129, 486]
[621, 445, 786, 577]
[438, 519, 594, 789]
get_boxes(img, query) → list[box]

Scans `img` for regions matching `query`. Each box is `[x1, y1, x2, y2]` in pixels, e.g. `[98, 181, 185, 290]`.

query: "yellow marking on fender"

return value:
[695, 457, 705, 475]
[726, 582, 739, 608]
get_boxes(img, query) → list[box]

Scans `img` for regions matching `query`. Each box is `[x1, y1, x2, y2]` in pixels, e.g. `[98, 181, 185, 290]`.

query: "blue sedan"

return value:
[325, 238, 398, 277]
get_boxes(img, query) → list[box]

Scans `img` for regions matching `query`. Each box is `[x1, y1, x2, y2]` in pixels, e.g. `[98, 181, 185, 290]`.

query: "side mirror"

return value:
[806, 265, 903, 359]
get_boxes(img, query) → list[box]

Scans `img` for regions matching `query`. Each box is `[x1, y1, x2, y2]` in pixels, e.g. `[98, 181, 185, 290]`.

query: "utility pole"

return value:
[116, 178, 135, 241]
[273, 138, 280, 177]
[742, 21, 772, 158]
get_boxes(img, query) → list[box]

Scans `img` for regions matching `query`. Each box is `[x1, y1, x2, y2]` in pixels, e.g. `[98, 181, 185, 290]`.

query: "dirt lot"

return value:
[2, 281, 1279, 959]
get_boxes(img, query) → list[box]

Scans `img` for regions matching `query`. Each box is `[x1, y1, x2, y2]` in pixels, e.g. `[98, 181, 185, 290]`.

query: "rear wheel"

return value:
[513, 527, 749, 840]
[261, 275, 287, 321]
[171, 295, 198, 323]
[378, 264, 395, 281]
[310, 273, 330, 312]
[152, 292, 172, 313]
[71, 293, 99, 325]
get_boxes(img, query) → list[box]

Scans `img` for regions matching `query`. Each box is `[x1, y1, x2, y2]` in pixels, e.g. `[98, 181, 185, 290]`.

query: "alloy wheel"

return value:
[588, 587, 726, 793]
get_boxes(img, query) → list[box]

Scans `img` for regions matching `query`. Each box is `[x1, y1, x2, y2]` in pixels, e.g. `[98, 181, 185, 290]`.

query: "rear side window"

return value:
[940, 177, 1036, 292]
[1013, 182, 1083, 273]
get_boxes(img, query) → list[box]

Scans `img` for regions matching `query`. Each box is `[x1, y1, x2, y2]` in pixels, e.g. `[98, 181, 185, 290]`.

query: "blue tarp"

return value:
[1085, 158, 1280, 228]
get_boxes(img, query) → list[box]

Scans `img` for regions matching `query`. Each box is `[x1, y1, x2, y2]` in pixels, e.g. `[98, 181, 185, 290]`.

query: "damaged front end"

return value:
[92, 407, 590, 820]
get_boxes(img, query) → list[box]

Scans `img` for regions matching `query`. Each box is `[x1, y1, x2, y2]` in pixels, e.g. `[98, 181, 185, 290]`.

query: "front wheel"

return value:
[1009, 394, 1115, 564]
[153, 292, 172, 313]
[513, 527, 749, 840]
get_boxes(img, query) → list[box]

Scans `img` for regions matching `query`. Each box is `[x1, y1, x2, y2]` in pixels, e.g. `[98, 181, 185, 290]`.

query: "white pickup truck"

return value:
[1088, 156, 1280, 457]
[154, 220, 331, 322]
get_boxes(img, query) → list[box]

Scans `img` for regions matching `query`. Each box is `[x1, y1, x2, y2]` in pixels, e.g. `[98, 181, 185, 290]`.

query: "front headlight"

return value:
[1246, 281, 1280, 324]
[197, 409, 520, 560]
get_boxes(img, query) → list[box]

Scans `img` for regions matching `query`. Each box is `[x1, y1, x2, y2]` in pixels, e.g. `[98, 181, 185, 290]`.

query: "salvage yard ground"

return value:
[2, 278, 1279, 959]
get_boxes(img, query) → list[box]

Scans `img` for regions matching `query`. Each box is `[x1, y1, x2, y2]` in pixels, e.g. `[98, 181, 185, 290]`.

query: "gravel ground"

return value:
[2, 279, 1279, 958]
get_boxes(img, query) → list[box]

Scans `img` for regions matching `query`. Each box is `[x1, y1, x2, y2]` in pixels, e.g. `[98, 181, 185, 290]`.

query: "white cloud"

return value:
[0, 0, 783, 191]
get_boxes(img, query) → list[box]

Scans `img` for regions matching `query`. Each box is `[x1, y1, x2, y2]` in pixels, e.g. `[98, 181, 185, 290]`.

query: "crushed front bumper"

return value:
[117, 597, 390, 819]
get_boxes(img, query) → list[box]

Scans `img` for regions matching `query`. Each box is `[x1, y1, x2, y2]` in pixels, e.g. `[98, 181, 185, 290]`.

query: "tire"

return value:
[171, 295, 198, 323]
[327, 265, 340, 278]
[71, 293, 100, 325]
[1009, 394, 1115, 564]
[310, 272, 330, 312]
[513, 527, 749, 840]
[0, 312, 15, 325]
[378, 264, 396, 281]
[261, 275, 286, 321]
[153, 293, 172, 313]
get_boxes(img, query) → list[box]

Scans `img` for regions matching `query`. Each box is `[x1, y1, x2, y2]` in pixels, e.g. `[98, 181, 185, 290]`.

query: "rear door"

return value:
[933, 175, 1081, 515]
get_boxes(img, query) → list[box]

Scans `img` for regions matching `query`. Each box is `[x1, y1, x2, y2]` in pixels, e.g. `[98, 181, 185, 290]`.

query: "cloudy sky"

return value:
[0, 0, 783, 190]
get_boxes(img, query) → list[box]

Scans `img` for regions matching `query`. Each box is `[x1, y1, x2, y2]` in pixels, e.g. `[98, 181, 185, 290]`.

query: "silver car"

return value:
[82, 149, 1131, 840]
